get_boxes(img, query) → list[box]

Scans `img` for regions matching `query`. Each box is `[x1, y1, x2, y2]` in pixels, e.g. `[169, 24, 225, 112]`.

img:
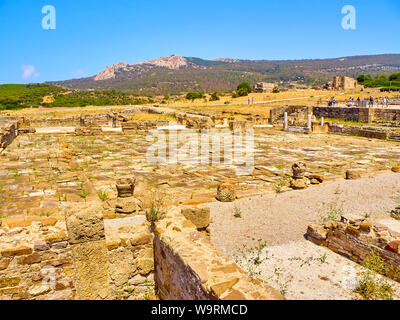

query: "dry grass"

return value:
[3, 89, 399, 119]
[128, 113, 176, 121]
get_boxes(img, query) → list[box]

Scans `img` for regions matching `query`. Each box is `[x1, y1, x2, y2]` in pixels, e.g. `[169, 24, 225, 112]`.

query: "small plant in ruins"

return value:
[58, 193, 67, 202]
[78, 188, 90, 200]
[233, 239, 269, 279]
[318, 202, 343, 223]
[354, 249, 394, 300]
[147, 190, 167, 223]
[273, 177, 287, 194]
[97, 189, 109, 202]
[233, 205, 242, 218]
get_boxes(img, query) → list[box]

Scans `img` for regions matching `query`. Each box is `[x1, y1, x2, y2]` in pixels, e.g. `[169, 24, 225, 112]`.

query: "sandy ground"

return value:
[209, 173, 400, 253]
[208, 173, 400, 299]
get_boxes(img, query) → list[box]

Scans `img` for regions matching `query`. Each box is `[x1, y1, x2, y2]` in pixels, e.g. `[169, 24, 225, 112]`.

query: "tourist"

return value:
[332, 96, 336, 106]
[356, 97, 361, 107]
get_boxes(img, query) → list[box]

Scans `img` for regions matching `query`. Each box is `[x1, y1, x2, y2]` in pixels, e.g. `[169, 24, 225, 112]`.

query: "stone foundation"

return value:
[153, 208, 284, 300]
[0, 120, 18, 150]
[307, 216, 400, 281]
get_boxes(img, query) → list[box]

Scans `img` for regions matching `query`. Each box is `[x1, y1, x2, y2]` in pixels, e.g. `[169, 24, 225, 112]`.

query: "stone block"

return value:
[70, 240, 111, 300]
[346, 169, 361, 180]
[65, 206, 105, 245]
[216, 183, 236, 202]
[181, 206, 210, 230]
[1, 246, 32, 257]
[290, 178, 308, 190]
[0, 277, 20, 288]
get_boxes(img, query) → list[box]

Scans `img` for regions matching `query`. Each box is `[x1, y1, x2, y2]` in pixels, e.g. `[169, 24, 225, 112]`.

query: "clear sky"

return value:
[0, 0, 399, 84]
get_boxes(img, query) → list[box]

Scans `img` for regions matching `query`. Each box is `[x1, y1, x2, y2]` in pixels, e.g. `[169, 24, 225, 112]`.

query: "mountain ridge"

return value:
[48, 54, 400, 94]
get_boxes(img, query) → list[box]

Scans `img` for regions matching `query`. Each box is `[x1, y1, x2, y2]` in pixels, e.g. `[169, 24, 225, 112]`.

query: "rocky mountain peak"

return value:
[94, 62, 128, 81]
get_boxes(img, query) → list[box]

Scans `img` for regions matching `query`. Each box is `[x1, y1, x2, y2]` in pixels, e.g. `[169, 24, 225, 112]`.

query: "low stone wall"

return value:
[307, 216, 400, 281]
[313, 107, 361, 122]
[0, 121, 17, 150]
[176, 115, 214, 129]
[153, 208, 284, 300]
[328, 124, 394, 140]
[314, 106, 400, 123]
[122, 120, 170, 132]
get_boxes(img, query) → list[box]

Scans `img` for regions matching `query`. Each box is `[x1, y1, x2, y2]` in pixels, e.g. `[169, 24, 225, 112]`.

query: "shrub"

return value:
[237, 88, 249, 97]
[237, 82, 252, 95]
[209, 92, 220, 101]
[185, 91, 204, 101]
[272, 86, 280, 93]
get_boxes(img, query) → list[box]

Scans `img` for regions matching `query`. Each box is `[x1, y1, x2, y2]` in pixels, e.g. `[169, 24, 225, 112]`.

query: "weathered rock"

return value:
[115, 197, 141, 214]
[292, 162, 307, 179]
[18, 252, 41, 265]
[384, 241, 400, 254]
[34, 240, 50, 252]
[65, 205, 105, 245]
[308, 174, 324, 183]
[290, 178, 308, 190]
[216, 183, 236, 202]
[116, 177, 136, 198]
[360, 220, 372, 232]
[392, 166, 400, 173]
[346, 169, 361, 180]
[0, 258, 11, 271]
[307, 224, 328, 244]
[181, 206, 210, 230]
[70, 240, 111, 300]
[1, 246, 32, 257]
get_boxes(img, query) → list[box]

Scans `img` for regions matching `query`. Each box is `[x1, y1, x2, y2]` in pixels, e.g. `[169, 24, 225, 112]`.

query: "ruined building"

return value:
[332, 76, 357, 90]
[253, 82, 276, 93]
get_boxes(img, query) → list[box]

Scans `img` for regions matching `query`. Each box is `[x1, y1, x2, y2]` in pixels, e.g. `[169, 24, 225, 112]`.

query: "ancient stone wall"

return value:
[122, 120, 170, 132]
[0, 121, 18, 150]
[332, 76, 357, 90]
[307, 216, 400, 281]
[0, 208, 155, 300]
[269, 106, 311, 125]
[313, 107, 361, 122]
[313, 106, 400, 123]
[153, 208, 284, 300]
[0, 216, 75, 300]
[327, 124, 394, 140]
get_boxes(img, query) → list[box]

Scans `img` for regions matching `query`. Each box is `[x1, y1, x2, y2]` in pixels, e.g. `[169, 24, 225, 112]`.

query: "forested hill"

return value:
[48, 54, 400, 95]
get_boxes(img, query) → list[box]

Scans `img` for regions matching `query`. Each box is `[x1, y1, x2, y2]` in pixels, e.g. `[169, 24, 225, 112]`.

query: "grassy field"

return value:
[2, 85, 399, 118]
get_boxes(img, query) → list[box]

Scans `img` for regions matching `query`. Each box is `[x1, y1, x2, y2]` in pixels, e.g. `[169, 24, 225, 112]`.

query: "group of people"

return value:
[325, 96, 390, 108]
[326, 97, 336, 106]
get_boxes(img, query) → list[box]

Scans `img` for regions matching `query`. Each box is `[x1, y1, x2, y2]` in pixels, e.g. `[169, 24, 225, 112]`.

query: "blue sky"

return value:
[0, 0, 399, 84]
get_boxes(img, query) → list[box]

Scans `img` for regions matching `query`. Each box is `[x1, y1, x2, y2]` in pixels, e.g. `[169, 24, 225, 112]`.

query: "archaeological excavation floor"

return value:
[208, 173, 400, 299]
[1, 130, 400, 220]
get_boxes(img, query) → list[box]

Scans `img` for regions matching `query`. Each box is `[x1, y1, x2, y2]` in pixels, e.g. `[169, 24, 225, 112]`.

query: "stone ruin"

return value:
[75, 116, 102, 136]
[289, 162, 308, 190]
[307, 214, 400, 281]
[115, 177, 142, 215]
[216, 183, 236, 202]
[289, 162, 324, 190]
